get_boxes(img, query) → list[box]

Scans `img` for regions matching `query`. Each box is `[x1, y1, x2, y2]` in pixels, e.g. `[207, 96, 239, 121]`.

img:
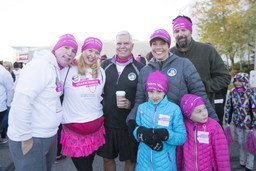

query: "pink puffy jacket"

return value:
[176, 118, 231, 171]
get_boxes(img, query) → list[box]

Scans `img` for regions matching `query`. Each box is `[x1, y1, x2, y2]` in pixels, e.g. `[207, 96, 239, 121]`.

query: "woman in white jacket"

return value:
[7, 34, 78, 171]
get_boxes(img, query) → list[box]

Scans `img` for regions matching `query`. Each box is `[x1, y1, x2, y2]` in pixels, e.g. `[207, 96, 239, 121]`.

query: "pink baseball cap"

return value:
[146, 71, 168, 94]
[150, 29, 171, 48]
[180, 94, 205, 119]
[81, 37, 103, 52]
[173, 17, 192, 32]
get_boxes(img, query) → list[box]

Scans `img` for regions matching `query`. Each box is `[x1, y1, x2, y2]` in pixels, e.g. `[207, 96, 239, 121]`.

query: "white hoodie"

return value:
[8, 50, 62, 141]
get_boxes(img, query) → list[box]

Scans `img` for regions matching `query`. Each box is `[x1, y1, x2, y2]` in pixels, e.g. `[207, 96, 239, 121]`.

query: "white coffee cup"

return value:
[116, 91, 126, 104]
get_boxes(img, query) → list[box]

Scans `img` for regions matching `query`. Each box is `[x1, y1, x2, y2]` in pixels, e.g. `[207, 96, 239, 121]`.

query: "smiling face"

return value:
[55, 46, 76, 67]
[148, 90, 165, 104]
[150, 39, 169, 62]
[173, 28, 192, 50]
[82, 48, 100, 67]
[115, 34, 134, 60]
[190, 104, 208, 123]
[233, 78, 243, 88]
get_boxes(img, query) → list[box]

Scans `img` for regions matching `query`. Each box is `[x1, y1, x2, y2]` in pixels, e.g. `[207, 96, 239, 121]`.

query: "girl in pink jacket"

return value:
[177, 94, 231, 171]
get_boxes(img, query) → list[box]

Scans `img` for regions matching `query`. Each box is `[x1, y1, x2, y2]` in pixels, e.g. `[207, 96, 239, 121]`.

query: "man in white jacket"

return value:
[7, 34, 78, 171]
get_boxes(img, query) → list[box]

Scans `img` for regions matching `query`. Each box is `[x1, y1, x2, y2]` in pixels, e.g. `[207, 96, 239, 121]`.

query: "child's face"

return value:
[148, 90, 165, 104]
[190, 104, 208, 123]
[233, 78, 243, 88]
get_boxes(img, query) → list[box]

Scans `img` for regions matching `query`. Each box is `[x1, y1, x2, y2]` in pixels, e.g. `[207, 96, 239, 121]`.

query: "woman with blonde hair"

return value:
[60, 37, 106, 171]
[3, 61, 15, 82]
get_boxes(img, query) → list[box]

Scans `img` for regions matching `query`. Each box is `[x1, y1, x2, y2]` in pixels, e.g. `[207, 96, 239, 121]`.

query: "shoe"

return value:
[240, 164, 245, 168]
[245, 167, 252, 171]
[54, 155, 67, 164]
[0, 138, 8, 144]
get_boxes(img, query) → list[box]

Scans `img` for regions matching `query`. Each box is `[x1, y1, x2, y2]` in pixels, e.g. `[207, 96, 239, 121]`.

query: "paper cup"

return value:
[116, 91, 126, 103]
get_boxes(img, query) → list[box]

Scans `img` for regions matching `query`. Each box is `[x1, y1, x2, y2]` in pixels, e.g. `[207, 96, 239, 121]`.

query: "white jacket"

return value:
[8, 50, 62, 141]
[0, 65, 14, 112]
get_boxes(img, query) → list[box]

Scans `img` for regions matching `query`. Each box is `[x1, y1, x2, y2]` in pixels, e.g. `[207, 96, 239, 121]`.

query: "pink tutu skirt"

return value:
[61, 123, 105, 157]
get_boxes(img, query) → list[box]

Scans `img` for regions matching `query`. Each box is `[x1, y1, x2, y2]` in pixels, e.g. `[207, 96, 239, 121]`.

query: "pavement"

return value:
[0, 129, 255, 171]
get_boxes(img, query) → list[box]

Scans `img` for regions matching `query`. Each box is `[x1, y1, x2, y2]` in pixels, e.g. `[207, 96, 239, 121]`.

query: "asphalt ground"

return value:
[0, 125, 255, 171]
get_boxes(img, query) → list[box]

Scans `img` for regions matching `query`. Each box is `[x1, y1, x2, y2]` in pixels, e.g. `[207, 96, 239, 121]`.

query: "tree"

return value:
[192, 0, 256, 69]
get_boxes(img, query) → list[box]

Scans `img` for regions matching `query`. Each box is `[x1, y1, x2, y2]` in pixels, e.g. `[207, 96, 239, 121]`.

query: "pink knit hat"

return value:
[150, 29, 171, 48]
[81, 37, 103, 52]
[173, 17, 192, 32]
[52, 34, 78, 53]
[146, 71, 168, 93]
[180, 94, 205, 119]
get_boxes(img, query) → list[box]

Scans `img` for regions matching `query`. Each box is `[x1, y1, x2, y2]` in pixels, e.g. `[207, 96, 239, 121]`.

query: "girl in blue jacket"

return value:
[133, 71, 186, 171]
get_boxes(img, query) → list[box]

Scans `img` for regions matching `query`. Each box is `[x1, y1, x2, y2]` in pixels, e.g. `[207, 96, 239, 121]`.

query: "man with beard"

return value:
[170, 15, 231, 109]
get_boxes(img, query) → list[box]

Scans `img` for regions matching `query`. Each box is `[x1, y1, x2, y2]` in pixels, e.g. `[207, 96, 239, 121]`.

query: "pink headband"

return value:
[173, 17, 192, 32]
[81, 37, 103, 52]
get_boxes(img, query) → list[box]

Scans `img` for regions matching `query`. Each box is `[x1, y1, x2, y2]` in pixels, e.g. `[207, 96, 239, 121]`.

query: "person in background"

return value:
[135, 55, 147, 65]
[133, 71, 186, 171]
[3, 61, 15, 82]
[1, 61, 15, 143]
[170, 15, 231, 108]
[97, 31, 144, 171]
[13, 62, 22, 84]
[100, 54, 108, 64]
[145, 52, 153, 63]
[214, 87, 228, 127]
[224, 73, 256, 171]
[7, 33, 78, 171]
[60, 37, 106, 171]
[0, 63, 14, 144]
[177, 94, 230, 171]
[127, 29, 218, 132]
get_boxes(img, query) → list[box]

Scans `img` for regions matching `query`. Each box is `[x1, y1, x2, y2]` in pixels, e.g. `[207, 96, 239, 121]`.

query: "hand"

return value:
[21, 138, 33, 155]
[144, 138, 163, 151]
[117, 97, 131, 109]
[154, 128, 169, 141]
[137, 126, 154, 142]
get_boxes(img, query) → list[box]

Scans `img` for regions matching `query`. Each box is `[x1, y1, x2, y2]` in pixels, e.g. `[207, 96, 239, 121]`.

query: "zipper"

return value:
[150, 106, 158, 171]
[194, 123, 198, 171]
[167, 152, 173, 170]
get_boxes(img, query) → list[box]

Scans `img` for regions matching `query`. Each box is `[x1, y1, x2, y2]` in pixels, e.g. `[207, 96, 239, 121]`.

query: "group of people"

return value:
[3, 14, 255, 171]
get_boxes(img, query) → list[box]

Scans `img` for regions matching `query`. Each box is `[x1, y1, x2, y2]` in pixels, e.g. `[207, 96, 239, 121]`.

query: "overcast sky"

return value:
[0, 0, 193, 62]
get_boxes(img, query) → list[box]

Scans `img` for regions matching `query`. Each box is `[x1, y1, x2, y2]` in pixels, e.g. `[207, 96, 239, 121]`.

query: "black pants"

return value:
[56, 124, 62, 156]
[71, 152, 96, 171]
[0, 110, 7, 138]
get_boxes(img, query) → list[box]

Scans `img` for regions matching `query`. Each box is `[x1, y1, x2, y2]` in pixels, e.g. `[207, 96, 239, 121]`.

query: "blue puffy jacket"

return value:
[133, 96, 186, 171]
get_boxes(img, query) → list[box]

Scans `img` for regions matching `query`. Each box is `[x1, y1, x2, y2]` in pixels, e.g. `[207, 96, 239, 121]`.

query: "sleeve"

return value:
[133, 105, 143, 142]
[15, 61, 50, 99]
[3, 71, 14, 107]
[224, 92, 233, 124]
[212, 122, 231, 170]
[183, 59, 219, 121]
[249, 90, 256, 129]
[10, 92, 34, 140]
[203, 47, 231, 93]
[176, 145, 184, 171]
[126, 68, 147, 124]
[165, 106, 186, 146]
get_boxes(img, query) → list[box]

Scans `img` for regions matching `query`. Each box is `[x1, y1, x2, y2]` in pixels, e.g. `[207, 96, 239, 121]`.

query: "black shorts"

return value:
[97, 126, 138, 162]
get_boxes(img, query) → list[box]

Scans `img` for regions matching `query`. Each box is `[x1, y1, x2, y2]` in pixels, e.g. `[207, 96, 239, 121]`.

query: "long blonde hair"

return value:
[77, 54, 100, 79]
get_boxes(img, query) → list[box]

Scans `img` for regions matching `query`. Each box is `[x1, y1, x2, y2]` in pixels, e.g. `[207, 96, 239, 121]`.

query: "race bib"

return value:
[197, 131, 209, 144]
[158, 114, 170, 127]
